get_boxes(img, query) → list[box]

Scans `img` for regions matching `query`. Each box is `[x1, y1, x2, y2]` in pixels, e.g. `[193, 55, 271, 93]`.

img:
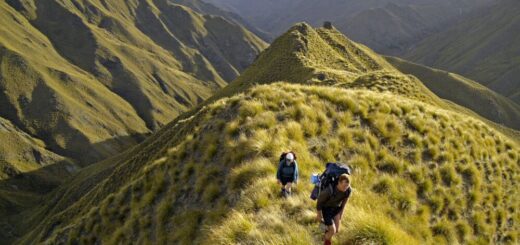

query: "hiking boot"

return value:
[281, 189, 287, 197]
[282, 189, 289, 198]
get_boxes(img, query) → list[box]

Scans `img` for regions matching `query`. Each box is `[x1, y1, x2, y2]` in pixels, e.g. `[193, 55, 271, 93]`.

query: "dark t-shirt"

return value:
[281, 162, 295, 177]
[316, 186, 352, 211]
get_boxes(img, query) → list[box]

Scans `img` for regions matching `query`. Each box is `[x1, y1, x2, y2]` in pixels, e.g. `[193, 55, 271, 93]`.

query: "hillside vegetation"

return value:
[168, 0, 271, 41]
[5, 23, 519, 245]
[386, 56, 520, 131]
[0, 115, 78, 219]
[220, 23, 519, 136]
[0, 0, 266, 234]
[0, 0, 266, 177]
[404, 0, 520, 103]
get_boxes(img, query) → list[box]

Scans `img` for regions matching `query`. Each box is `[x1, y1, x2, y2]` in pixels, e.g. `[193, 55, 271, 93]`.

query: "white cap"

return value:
[286, 153, 294, 161]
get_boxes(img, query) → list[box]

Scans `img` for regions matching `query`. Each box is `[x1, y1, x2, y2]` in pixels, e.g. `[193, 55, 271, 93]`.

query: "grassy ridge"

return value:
[18, 83, 520, 244]
[8, 23, 520, 244]
[216, 23, 519, 140]
[386, 56, 520, 130]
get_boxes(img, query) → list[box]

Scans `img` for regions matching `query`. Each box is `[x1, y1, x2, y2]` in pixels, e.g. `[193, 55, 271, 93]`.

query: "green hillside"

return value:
[0, 0, 266, 176]
[5, 23, 519, 245]
[219, 23, 518, 137]
[386, 56, 520, 131]
[168, 0, 271, 41]
[0, 116, 72, 180]
[404, 0, 520, 103]
[0, 115, 78, 218]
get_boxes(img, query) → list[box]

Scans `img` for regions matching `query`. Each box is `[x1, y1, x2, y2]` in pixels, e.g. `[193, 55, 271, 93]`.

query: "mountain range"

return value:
[3, 22, 518, 245]
[403, 0, 520, 104]
[206, 0, 519, 104]
[0, 1, 518, 244]
[0, 0, 266, 179]
[204, 0, 493, 52]
[0, 0, 267, 234]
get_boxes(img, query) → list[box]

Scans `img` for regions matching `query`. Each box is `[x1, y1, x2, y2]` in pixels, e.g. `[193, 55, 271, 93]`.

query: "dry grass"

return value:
[25, 83, 520, 245]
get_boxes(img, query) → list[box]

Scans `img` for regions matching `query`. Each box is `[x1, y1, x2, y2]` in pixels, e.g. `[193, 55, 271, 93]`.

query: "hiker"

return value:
[316, 174, 352, 245]
[276, 152, 299, 197]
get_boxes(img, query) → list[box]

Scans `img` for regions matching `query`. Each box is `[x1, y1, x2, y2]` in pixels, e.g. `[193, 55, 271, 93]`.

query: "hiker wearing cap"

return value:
[316, 174, 351, 245]
[276, 151, 299, 197]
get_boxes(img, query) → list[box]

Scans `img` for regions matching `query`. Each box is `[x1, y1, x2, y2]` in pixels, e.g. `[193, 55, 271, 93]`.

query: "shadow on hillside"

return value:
[0, 132, 150, 191]
[0, 133, 150, 226]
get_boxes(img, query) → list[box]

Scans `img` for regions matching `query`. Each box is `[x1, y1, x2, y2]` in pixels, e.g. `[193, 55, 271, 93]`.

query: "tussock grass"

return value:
[29, 83, 520, 245]
[229, 158, 275, 190]
[336, 204, 419, 245]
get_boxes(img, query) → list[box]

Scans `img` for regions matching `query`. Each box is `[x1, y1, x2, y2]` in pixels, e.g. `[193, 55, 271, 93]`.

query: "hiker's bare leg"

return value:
[324, 223, 336, 240]
[285, 182, 292, 193]
[333, 214, 341, 232]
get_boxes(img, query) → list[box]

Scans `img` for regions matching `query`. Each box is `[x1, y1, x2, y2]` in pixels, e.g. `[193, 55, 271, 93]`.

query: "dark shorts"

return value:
[322, 207, 342, 226]
[280, 176, 294, 185]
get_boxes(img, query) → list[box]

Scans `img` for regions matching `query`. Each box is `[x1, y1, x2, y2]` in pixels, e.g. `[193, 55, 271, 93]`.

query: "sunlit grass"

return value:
[33, 82, 520, 244]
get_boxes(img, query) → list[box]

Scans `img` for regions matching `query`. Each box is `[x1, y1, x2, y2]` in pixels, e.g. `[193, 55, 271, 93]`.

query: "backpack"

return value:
[279, 151, 297, 162]
[310, 162, 351, 200]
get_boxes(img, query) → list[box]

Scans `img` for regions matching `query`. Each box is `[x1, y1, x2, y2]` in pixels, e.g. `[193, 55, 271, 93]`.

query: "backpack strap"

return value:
[329, 184, 336, 197]
[279, 152, 287, 162]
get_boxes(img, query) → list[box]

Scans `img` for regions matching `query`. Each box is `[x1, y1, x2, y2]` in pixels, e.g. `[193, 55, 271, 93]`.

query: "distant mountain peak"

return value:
[227, 22, 396, 91]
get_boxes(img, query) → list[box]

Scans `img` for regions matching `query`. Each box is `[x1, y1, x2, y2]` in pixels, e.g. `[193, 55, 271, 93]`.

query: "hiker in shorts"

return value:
[316, 174, 352, 245]
[276, 152, 299, 197]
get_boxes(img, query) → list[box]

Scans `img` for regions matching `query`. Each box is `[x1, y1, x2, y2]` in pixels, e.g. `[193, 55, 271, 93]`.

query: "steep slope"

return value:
[220, 22, 519, 136]
[0, 116, 73, 181]
[223, 23, 429, 100]
[0, 2, 148, 167]
[8, 23, 520, 245]
[386, 56, 520, 130]
[169, 0, 271, 41]
[0, 0, 266, 169]
[0, 116, 78, 218]
[0, 0, 266, 231]
[404, 0, 520, 103]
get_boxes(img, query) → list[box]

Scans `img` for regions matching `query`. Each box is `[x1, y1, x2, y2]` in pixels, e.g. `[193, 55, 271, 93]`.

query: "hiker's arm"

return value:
[339, 198, 348, 219]
[293, 161, 299, 184]
[339, 190, 352, 219]
[276, 161, 283, 181]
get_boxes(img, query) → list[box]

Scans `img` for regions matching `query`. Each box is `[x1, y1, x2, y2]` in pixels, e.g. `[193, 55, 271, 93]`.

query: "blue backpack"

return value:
[310, 163, 351, 200]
